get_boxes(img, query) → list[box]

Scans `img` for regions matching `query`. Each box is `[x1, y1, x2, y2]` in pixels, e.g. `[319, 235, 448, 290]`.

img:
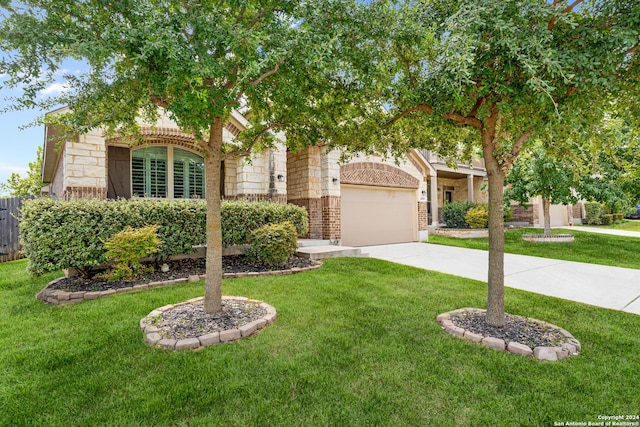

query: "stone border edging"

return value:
[437, 308, 581, 361]
[522, 234, 575, 243]
[36, 261, 322, 305]
[140, 296, 277, 350]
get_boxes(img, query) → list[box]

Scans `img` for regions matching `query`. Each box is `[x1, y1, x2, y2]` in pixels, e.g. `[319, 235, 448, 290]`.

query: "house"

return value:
[41, 107, 496, 246]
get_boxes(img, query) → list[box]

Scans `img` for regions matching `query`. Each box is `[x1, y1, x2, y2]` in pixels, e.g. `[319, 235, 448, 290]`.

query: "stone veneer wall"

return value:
[61, 131, 108, 199]
[287, 147, 323, 239]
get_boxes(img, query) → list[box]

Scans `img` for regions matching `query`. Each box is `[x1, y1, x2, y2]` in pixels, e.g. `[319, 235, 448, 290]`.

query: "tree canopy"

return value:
[351, 0, 640, 326]
[0, 0, 377, 313]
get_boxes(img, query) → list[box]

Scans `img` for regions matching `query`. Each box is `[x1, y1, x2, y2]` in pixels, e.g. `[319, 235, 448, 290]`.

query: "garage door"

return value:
[341, 185, 417, 246]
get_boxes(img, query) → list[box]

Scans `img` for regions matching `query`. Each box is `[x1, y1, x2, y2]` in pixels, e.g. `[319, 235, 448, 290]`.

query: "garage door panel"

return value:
[341, 186, 416, 246]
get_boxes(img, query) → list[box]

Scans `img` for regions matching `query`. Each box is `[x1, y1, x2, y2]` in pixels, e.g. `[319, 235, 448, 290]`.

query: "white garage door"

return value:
[341, 185, 417, 246]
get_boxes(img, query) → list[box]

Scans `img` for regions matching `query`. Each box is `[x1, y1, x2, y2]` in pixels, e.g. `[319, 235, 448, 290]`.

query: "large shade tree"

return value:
[359, 0, 639, 326]
[0, 0, 380, 313]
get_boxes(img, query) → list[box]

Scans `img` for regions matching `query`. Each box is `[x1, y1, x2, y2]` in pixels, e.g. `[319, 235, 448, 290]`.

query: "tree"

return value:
[0, 1, 371, 314]
[506, 145, 579, 236]
[0, 146, 43, 197]
[359, 0, 639, 326]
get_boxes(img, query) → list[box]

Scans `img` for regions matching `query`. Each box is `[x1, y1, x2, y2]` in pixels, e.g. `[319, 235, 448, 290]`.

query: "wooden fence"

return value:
[0, 196, 34, 263]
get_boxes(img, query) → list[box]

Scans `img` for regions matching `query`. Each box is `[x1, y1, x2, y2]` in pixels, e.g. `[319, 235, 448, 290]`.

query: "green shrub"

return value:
[441, 202, 476, 228]
[584, 202, 602, 225]
[600, 214, 613, 225]
[503, 202, 513, 222]
[221, 200, 308, 246]
[246, 221, 298, 268]
[98, 225, 161, 281]
[613, 213, 623, 223]
[465, 206, 489, 229]
[19, 198, 308, 276]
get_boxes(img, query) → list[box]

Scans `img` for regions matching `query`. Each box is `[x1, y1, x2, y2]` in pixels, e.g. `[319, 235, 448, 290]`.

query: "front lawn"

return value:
[578, 220, 640, 232]
[428, 228, 640, 269]
[1, 258, 638, 426]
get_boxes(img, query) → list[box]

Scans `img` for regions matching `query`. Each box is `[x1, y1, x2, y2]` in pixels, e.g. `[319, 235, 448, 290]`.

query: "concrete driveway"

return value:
[362, 242, 640, 315]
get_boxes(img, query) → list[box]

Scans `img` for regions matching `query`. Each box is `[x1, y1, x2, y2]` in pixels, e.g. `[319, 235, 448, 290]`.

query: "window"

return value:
[131, 146, 205, 199]
[173, 148, 205, 198]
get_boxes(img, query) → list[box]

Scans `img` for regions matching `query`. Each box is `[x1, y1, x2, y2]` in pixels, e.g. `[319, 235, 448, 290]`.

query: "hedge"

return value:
[19, 198, 308, 276]
[584, 202, 602, 225]
[442, 202, 476, 228]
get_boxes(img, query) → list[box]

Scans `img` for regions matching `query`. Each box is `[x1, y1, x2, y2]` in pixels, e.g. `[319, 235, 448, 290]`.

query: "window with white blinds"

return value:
[174, 148, 205, 199]
[131, 146, 205, 199]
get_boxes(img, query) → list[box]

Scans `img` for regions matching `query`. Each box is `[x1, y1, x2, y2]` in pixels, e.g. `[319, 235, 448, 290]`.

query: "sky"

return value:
[0, 60, 85, 195]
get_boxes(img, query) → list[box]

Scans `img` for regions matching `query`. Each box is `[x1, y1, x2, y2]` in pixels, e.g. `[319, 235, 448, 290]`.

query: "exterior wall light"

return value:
[277, 174, 285, 182]
[332, 177, 339, 184]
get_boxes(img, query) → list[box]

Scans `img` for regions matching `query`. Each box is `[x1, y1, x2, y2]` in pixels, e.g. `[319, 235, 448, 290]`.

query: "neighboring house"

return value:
[41, 107, 491, 246]
[510, 197, 584, 227]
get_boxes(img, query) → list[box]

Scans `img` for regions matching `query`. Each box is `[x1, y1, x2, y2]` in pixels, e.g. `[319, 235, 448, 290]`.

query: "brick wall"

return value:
[322, 196, 341, 240]
[509, 203, 540, 225]
[288, 198, 322, 239]
[62, 186, 107, 200]
[418, 201, 428, 230]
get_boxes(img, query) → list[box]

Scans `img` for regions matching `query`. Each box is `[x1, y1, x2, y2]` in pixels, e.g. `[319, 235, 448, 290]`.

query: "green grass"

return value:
[428, 228, 640, 269]
[577, 220, 640, 232]
[1, 258, 639, 426]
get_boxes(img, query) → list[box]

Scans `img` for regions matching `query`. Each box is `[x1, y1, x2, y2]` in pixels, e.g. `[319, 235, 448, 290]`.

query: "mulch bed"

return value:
[153, 299, 267, 340]
[451, 311, 566, 349]
[50, 255, 315, 293]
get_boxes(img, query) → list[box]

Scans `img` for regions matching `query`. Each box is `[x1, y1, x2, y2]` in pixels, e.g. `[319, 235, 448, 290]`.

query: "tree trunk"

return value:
[481, 112, 506, 328]
[485, 163, 506, 327]
[542, 197, 552, 237]
[203, 117, 224, 314]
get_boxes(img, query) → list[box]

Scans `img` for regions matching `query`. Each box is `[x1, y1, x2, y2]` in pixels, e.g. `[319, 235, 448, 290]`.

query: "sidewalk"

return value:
[558, 225, 640, 238]
[362, 242, 640, 316]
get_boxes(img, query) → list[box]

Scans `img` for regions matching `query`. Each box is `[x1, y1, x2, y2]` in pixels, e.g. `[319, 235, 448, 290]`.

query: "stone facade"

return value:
[437, 176, 488, 205]
[42, 107, 500, 244]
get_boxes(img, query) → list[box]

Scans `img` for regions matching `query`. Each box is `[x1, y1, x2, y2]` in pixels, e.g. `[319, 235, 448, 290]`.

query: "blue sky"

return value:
[0, 60, 85, 194]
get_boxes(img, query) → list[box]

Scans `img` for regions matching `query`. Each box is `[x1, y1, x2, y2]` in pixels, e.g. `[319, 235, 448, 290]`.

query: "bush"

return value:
[584, 202, 602, 225]
[613, 213, 623, 223]
[503, 202, 513, 222]
[441, 202, 476, 228]
[222, 200, 308, 246]
[20, 198, 308, 276]
[465, 206, 489, 229]
[600, 214, 613, 225]
[245, 221, 298, 267]
[98, 225, 161, 281]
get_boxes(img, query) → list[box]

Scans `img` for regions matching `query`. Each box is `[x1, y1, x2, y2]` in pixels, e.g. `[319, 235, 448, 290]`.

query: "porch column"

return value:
[430, 174, 439, 226]
[467, 174, 474, 203]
